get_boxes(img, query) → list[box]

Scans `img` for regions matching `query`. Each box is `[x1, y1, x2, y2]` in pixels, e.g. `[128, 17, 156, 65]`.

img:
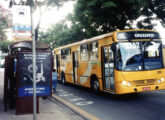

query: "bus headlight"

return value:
[157, 78, 164, 84]
[122, 81, 127, 86]
[158, 80, 161, 84]
[121, 80, 132, 87]
[161, 78, 164, 82]
[127, 82, 132, 86]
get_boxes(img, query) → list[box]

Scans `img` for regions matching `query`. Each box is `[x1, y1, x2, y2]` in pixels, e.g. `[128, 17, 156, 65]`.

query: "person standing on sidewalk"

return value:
[52, 69, 58, 92]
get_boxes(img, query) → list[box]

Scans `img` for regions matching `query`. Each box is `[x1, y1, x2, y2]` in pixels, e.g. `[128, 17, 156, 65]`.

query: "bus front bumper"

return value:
[115, 84, 165, 94]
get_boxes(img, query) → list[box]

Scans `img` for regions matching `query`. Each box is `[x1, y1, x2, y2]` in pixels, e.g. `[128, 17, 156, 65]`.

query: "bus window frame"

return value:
[66, 48, 71, 62]
[89, 41, 99, 61]
[61, 48, 71, 62]
[80, 44, 89, 62]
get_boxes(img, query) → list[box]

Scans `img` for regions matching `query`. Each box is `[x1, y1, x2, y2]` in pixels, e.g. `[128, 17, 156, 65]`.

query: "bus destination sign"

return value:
[117, 31, 160, 40]
[134, 33, 155, 38]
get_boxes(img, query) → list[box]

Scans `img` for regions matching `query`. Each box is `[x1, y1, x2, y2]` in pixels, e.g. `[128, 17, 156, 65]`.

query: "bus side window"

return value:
[109, 47, 114, 62]
[61, 48, 71, 62]
[81, 44, 89, 61]
[90, 42, 98, 61]
[61, 49, 66, 63]
[66, 48, 71, 62]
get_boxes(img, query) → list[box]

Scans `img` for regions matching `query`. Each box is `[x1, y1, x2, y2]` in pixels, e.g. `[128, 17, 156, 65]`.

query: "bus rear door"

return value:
[72, 51, 80, 84]
[56, 55, 60, 77]
[102, 46, 115, 91]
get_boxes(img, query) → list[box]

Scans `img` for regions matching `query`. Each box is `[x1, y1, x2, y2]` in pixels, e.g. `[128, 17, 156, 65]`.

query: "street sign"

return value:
[12, 5, 32, 41]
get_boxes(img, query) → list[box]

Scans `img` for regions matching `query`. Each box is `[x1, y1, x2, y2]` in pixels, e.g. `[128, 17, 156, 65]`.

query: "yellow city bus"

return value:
[54, 29, 165, 94]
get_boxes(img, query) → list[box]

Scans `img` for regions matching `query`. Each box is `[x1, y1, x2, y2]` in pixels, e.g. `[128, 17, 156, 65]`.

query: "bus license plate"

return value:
[143, 87, 151, 91]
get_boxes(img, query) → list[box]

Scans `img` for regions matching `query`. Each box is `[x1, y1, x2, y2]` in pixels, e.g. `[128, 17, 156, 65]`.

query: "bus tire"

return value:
[61, 72, 66, 84]
[91, 76, 100, 92]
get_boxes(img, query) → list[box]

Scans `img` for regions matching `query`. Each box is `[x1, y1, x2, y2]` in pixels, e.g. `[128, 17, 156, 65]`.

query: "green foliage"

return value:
[0, 19, 8, 41]
[138, 0, 165, 28]
[102, 1, 116, 8]
[34, 0, 74, 41]
[0, 40, 13, 53]
[0, 4, 9, 41]
[74, 0, 146, 34]
[39, 0, 165, 48]
[39, 17, 85, 48]
[26, 0, 71, 7]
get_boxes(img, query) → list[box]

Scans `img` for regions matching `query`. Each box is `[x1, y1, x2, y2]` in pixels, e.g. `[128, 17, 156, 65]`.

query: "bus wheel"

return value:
[61, 72, 66, 84]
[91, 76, 100, 92]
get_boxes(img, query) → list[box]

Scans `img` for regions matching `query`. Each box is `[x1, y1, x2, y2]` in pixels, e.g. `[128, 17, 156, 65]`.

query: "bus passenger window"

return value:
[61, 49, 66, 63]
[109, 47, 114, 62]
[66, 48, 71, 62]
[61, 48, 71, 62]
[90, 42, 98, 61]
[81, 44, 89, 61]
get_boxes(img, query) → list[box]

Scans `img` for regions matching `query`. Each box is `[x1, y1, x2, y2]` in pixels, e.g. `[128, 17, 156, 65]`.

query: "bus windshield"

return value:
[117, 41, 163, 71]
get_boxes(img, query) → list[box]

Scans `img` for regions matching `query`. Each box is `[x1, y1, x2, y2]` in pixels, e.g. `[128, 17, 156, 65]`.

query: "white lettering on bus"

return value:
[134, 33, 155, 38]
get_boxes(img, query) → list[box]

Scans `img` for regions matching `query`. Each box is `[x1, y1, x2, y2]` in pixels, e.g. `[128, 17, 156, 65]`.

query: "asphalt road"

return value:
[55, 82, 165, 120]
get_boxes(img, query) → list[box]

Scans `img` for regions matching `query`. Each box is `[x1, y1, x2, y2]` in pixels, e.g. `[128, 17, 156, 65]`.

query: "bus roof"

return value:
[54, 29, 159, 51]
[54, 32, 113, 51]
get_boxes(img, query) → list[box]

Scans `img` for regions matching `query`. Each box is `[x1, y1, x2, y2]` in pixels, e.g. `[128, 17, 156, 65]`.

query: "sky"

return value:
[39, 1, 75, 30]
[1, 0, 165, 44]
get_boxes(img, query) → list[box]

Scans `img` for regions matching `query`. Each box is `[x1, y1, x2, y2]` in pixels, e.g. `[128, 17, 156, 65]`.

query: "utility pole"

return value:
[30, 0, 37, 120]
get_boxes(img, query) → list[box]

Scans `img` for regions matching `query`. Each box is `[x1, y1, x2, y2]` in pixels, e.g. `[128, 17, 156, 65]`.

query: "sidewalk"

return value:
[0, 96, 85, 120]
[0, 68, 85, 120]
[0, 92, 85, 120]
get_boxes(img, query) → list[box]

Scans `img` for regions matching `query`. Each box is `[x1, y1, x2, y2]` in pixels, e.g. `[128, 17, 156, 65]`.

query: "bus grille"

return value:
[132, 79, 156, 86]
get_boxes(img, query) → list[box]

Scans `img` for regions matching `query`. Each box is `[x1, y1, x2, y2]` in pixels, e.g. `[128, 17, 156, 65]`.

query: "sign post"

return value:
[30, 3, 37, 120]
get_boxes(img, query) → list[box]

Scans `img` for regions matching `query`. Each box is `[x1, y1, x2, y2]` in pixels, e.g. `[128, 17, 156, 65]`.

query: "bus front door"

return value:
[72, 51, 79, 84]
[56, 55, 60, 77]
[102, 46, 115, 91]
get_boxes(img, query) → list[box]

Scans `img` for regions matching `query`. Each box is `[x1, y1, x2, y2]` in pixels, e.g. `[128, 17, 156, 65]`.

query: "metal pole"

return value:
[30, 4, 37, 120]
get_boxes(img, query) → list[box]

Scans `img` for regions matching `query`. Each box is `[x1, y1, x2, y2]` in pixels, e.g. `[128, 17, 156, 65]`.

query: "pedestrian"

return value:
[52, 69, 58, 92]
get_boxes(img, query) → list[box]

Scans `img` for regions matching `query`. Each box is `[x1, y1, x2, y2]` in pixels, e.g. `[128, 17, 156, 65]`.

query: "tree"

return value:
[26, 0, 73, 41]
[73, 0, 165, 37]
[40, 0, 165, 48]
[39, 17, 85, 47]
[0, 40, 13, 53]
[73, 0, 147, 36]
[40, 0, 147, 46]
[0, 4, 9, 41]
[137, 0, 165, 28]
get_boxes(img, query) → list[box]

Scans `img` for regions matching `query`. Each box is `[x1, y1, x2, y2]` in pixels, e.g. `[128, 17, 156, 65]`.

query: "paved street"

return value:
[55, 83, 165, 120]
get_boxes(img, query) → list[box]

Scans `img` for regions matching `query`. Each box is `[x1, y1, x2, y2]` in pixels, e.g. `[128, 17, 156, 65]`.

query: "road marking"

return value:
[52, 94, 100, 120]
[66, 97, 86, 102]
[152, 91, 165, 94]
[75, 101, 93, 106]
[57, 90, 93, 106]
